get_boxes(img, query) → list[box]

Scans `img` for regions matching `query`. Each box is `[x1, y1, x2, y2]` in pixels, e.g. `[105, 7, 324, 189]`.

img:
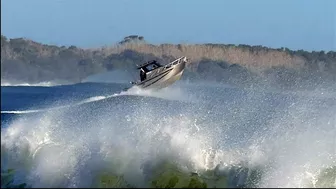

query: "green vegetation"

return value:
[1, 34, 335, 90]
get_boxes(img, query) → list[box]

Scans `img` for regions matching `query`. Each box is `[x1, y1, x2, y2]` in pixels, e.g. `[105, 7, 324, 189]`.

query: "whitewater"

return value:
[1, 80, 335, 188]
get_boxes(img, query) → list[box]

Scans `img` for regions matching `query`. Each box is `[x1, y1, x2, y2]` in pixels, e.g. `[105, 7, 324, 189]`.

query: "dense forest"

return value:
[1, 35, 335, 90]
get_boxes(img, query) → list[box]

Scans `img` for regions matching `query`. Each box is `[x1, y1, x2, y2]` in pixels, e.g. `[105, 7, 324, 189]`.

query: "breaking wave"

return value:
[1, 82, 336, 188]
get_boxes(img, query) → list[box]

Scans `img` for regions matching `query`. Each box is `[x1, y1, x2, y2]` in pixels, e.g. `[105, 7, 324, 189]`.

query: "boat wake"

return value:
[1, 85, 194, 115]
[1, 95, 116, 114]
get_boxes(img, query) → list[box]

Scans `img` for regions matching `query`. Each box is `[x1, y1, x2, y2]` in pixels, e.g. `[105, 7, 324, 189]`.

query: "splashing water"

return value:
[1, 82, 336, 188]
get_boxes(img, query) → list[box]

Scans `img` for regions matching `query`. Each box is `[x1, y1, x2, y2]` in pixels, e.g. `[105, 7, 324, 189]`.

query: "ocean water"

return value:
[1, 80, 336, 188]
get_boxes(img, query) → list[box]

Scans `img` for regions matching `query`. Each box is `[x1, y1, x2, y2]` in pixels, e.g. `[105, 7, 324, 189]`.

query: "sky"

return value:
[1, 0, 336, 51]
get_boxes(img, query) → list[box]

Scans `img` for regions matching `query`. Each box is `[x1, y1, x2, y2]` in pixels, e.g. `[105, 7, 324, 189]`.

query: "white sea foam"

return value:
[1, 83, 335, 188]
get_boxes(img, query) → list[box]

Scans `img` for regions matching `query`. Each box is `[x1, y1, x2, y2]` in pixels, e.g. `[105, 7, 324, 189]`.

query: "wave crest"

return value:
[1, 83, 336, 188]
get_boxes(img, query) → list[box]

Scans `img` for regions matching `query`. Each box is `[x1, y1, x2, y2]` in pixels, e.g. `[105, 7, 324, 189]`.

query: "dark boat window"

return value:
[145, 64, 159, 71]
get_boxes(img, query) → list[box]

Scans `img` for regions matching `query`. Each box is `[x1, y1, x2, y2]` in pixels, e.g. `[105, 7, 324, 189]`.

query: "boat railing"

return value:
[163, 56, 188, 69]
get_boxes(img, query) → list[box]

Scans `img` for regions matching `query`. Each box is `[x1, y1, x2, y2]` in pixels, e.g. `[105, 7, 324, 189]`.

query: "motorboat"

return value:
[131, 56, 188, 90]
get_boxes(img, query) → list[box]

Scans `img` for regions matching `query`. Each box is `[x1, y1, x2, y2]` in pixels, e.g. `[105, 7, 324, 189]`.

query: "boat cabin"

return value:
[137, 60, 162, 81]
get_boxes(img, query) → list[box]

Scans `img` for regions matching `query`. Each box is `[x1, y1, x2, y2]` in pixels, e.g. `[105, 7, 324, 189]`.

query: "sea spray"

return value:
[1, 82, 335, 188]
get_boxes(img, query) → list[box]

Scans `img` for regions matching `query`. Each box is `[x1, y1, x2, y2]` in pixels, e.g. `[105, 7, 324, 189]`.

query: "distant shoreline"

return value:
[1, 35, 335, 90]
[2, 34, 334, 53]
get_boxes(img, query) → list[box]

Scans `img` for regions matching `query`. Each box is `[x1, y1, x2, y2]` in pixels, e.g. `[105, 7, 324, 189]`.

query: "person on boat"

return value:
[140, 68, 146, 81]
